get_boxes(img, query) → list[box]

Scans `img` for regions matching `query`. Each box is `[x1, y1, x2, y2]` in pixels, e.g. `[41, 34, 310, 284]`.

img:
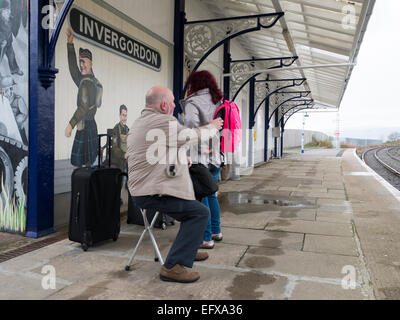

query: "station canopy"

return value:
[200, 0, 375, 110]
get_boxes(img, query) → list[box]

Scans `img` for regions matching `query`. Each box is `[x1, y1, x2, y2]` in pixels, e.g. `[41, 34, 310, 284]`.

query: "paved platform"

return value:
[1, 148, 400, 300]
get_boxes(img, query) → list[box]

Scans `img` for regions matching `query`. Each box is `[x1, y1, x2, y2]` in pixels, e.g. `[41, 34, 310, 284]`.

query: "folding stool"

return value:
[125, 209, 164, 271]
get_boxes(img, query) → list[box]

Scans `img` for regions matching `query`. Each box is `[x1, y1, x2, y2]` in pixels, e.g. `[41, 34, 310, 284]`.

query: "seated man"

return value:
[127, 86, 223, 283]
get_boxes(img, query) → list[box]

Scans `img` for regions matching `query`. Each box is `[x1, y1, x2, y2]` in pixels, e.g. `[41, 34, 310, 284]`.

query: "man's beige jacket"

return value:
[127, 107, 218, 201]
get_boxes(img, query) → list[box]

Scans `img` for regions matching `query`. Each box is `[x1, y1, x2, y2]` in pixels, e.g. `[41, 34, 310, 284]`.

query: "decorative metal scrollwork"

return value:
[185, 24, 214, 60]
[185, 18, 256, 73]
[184, 12, 284, 74]
[230, 56, 297, 101]
[284, 105, 313, 126]
[275, 91, 310, 107]
[254, 81, 270, 108]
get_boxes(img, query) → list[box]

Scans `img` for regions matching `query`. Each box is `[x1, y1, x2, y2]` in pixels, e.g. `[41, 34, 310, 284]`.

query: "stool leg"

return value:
[125, 209, 149, 271]
[125, 229, 147, 270]
[148, 212, 164, 265]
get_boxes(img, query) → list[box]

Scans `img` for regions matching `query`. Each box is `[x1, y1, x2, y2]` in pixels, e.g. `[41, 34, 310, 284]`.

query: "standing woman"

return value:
[181, 70, 223, 249]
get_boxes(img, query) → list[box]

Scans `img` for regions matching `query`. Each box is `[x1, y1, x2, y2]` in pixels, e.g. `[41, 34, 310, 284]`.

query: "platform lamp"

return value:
[301, 112, 309, 154]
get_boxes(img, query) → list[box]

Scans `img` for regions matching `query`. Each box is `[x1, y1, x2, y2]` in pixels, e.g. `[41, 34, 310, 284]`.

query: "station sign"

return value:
[69, 7, 162, 72]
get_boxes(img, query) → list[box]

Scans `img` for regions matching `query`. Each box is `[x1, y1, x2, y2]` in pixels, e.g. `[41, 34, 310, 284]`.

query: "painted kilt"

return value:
[71, 120, 98, 167]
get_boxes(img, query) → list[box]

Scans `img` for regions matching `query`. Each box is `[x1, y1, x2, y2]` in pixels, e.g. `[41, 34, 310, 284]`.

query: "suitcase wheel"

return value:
[171, 221, 175, 226]
[82, 243, 89, 251]
[113, 233, 119, 242]
[125, 266, 130, 271]
[161, 223, 167, 230]
[155, 257, 159, 262]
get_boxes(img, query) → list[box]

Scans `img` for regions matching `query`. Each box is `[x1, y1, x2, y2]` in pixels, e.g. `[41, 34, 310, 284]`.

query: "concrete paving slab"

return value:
[221, 211, 277, 229]
[46, 260, 289, 300]
[316, 211, 352, 222]
[313, 193, 347, 200]
[266, 218, 354, 237]
[316, 216, 352, 224]
[28, 249, 130, 283]
[0, 242, 73, 273]
[238, 248, 360, 279]
[303, 234, 358, 257]
[290, 281, 366, 300]
[221, 227, 304, 251]
[258, 186, 279, 191]
[0, 272, 68, 300]
[276, 209, 316, 221]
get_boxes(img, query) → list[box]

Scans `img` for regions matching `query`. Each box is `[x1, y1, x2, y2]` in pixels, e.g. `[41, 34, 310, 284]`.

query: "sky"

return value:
[285, 0, 400, 141]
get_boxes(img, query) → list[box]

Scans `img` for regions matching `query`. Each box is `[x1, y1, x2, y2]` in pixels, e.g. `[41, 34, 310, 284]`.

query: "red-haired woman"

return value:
[181, 70, 224, 249]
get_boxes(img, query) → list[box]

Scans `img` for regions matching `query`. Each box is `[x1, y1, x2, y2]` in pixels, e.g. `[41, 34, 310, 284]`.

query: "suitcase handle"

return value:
[98, 130, 113, 168]
[75, 192, 80, 224]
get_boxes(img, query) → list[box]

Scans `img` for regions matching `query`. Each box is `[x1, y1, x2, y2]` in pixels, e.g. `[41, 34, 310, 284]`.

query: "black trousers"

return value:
[132, 195, 210, 269]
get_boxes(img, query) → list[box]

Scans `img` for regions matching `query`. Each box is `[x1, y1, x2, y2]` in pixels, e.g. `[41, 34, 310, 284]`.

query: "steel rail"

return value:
[373, 148, 400, 177]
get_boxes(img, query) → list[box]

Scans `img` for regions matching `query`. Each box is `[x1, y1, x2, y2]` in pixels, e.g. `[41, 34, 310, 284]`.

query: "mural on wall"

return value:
[0, 0, 29, 234]
[65, 28, 103, 168]
[65, 6, 162, 170]
[110, 104, 129, 172]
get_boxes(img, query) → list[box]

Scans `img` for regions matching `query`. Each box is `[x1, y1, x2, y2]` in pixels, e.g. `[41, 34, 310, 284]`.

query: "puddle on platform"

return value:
[227, 272, 277, 300]
[218, 192, 316, 215]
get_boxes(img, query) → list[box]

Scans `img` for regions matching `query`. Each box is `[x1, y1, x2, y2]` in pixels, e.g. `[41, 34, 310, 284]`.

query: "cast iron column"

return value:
[27, 0, 57, 238]
[264, 95, 270, 162]
[274, 110, 279, 158]
[248, 76, 255, 167]
[280, 118, 285, 158]
[173, 0, 186, 117]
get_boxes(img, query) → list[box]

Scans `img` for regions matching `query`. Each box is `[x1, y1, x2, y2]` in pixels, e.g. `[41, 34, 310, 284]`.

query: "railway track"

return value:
[362, 146, 400, 190]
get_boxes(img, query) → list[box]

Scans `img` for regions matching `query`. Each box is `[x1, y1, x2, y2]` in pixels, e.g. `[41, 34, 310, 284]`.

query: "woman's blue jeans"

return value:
[202, 165, 222, 241]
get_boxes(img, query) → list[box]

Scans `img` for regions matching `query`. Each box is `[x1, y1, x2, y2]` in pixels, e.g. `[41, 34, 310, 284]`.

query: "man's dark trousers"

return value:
[132, 195, 210, 269]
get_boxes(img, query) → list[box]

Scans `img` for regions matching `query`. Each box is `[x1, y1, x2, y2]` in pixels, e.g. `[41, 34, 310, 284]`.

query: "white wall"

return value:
[103, 0, 174, 44]
[283, 129, 330, 149]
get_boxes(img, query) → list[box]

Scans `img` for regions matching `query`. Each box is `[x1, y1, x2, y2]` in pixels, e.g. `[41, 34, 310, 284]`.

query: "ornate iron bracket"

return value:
[253, 77, 306, 119]
[268, 91, 311, 123]
[183, 12, 284, 94]
[39, 0, 75, 88]
[230, 56, 298, 102]
[280, 102, 314, 124]
[283, 105, 312, 127]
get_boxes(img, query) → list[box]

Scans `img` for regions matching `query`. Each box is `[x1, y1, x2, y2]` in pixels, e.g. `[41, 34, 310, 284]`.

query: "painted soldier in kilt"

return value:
[65, 28, 103, 167]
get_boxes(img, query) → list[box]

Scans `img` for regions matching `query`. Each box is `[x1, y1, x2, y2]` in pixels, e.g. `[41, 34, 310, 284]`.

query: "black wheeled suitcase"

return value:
[69, 132, 123, 251]
[127, 193, 175, 230]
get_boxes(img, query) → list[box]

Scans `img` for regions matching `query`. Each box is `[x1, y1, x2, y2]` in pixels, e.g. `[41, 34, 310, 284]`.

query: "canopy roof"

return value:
[200, 0, 375, 109]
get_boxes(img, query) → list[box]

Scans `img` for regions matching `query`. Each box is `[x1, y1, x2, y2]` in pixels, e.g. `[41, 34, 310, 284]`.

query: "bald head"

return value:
[145, 86, 175, 115]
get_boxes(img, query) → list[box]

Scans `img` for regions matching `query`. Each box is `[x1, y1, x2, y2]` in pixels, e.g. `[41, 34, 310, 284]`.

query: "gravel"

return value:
[363, 148, 400, 190]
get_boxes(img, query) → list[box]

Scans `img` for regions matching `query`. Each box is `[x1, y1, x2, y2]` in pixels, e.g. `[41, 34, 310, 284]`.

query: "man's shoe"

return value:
[212, 233, 223, 242]
[199, 240, 214, 249]
[194, 251, 209, 262]
[160, 264, 200, 283]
